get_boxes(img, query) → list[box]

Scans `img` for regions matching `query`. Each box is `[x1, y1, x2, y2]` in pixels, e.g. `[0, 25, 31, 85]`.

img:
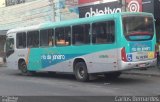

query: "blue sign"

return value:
[127, 54, 132, 62]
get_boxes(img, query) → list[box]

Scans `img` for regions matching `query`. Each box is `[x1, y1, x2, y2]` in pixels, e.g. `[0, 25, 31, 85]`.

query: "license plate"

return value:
[139, 63, 146, 67]
[133, 52, 148, 61]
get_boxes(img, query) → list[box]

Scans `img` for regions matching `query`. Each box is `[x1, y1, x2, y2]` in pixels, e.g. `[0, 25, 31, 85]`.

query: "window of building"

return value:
[72, 24, 90, 45]
[6, 0, 25, 6]
[27, 30, 39, 48]
[92, 21, 115, 44]
[55, 27, 71, 46]
[40, 29, 54, 47]
[16, 32, 26, 49]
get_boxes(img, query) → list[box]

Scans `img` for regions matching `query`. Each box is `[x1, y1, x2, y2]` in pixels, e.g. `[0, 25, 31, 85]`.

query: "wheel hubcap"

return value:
[78, 67, 85, 78]
[21, 63, 27, 73]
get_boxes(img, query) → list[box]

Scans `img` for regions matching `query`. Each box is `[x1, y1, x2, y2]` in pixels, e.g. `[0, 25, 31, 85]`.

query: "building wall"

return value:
[0, 0, 5, 7]
[54, 0, 79, 22]
[0, 0, 79, 31]
[0, 0, 54, 31]
[5, 0, 38, 6]
[0, 36, 5, 58]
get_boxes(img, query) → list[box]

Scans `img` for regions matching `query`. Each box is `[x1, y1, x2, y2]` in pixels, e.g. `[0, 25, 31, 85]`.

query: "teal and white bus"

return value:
[6, 12, 157, 81]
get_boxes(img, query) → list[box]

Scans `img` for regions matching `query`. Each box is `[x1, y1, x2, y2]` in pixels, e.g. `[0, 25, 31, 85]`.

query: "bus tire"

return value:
[18, 61, 34, 76]
[74, 62, 89, 82]
[104, 71, 121, 79]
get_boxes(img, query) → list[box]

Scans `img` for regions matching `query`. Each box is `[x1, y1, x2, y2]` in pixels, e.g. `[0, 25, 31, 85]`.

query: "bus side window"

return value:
[106, 21, 115, 43]
[64, 27, 71, 45]
[72, 24, 90, 45]
[55, 27, 71, 46]
[27, 30, 39, 48]
[92, 20, 115, 44]
[40, 29, 54, 47]
[16, 32, 26, 49]
[49, 29, 54, 46]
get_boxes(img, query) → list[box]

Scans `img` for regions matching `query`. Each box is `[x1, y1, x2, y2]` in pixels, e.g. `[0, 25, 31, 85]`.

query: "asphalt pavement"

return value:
[0, 63, 160, 102]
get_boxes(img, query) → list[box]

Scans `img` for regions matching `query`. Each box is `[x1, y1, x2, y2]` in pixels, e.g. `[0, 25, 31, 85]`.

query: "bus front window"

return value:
[6, 38, 14, 57]
[123, 15, 154, 41]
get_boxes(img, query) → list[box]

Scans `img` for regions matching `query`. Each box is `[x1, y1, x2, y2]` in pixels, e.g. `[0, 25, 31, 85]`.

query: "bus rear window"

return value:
[123, 15, 154, 41]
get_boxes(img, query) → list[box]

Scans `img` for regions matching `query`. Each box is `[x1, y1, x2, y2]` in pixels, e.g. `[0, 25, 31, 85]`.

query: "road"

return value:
[0, 66, 160, 97]
[0, 66, 160, 102]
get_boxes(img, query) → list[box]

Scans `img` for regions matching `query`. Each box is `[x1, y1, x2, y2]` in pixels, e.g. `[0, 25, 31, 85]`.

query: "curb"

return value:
[123, 72, 160, 77]
[0, 63, 7, 67]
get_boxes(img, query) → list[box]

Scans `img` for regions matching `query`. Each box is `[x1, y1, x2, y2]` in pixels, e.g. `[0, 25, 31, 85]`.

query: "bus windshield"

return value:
[123, 15, 154, 41]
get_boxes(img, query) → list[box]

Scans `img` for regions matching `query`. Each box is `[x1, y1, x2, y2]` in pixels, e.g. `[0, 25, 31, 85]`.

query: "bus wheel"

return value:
[104, 72, 121, 79]
[19, 61, 30, 76]
[74, 62, 89, 82]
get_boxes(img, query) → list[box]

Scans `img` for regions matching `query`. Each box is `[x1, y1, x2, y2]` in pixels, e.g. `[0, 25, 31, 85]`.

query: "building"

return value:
[142, 0, 160, 41]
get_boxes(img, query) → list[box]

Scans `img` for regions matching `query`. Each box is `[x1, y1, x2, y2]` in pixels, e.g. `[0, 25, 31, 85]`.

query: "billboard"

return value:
[125, 0, 142, 12]
[79, 1, 122, 18]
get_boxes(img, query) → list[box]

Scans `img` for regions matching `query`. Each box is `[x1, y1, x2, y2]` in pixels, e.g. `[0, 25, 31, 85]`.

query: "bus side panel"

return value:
[84, 49, 118, 73]
[27, 46, 119, 73]
[40, 60, 73, 73]
[31, 49, 119, 73]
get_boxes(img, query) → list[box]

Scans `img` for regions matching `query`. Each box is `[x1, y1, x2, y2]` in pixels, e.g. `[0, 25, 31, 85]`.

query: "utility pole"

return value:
[49, 0, 55, 22]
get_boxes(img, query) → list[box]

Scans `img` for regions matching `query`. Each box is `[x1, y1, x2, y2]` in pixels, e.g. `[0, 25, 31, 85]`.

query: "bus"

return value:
[6, 12, 157, 81]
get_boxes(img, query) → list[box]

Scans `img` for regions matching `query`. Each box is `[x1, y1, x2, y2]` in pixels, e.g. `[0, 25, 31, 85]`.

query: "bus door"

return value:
[6, 36, 16, 68]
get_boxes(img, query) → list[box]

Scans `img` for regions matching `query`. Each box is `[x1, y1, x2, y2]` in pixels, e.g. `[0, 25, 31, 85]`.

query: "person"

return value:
[9, 40, 14, 50]
[49, 38, 53, 46]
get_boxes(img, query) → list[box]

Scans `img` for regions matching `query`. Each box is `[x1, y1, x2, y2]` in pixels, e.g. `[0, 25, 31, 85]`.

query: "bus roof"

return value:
[7, 24, 42, 34]
[7, 12, 153, 34]
[41, 12, 153, 29]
